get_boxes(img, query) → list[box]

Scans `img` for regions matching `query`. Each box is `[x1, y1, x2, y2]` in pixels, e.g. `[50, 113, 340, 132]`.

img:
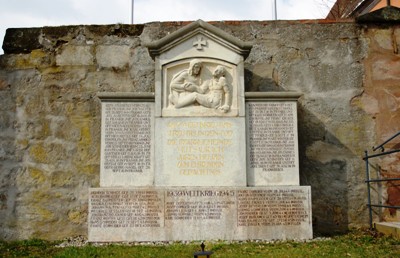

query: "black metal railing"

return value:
[363, 131, 400, 229]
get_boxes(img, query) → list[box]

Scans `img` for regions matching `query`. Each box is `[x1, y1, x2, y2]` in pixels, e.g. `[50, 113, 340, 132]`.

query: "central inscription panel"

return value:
[155, 117, 246, 186]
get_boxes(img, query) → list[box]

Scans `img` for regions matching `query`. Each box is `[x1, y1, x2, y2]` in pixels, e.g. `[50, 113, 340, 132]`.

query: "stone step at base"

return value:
[374, 222, 400, 238]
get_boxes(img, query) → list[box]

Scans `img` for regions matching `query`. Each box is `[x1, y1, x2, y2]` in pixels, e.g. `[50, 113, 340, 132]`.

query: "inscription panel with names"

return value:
[237, 189, 310, 227]
[246, 101, 299, 186]
[100, 102, 154, 187]
[88, 186, 312, 241]
[89, 189, 163, 229]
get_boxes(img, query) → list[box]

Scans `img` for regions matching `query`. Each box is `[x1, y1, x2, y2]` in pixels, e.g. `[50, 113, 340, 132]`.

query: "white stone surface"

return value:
[154, 33, 246, 118]
[88, 186, 312, 242]
[161, 59, 240, 117]
[155, 117, 247, 186]
[157, 33, 246, 67]
[100, 101, 154, 187]
[246, 101, 300, 186]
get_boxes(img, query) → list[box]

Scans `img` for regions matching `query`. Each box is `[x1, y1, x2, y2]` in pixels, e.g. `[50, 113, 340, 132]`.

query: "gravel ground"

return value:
[55, 236, 332, 248]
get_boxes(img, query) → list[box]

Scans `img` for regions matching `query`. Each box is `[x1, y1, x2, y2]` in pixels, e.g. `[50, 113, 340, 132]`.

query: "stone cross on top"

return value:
[193, 36, 207, 50]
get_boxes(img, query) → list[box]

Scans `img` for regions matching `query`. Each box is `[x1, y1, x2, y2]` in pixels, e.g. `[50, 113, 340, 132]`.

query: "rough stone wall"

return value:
[0, 20, 398, 240]
[355, 24, 400, 223]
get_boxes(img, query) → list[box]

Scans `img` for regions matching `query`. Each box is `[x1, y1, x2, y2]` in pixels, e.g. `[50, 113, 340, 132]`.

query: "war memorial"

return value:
[89, 20, 311, 241]
[0, 11, 399, 241]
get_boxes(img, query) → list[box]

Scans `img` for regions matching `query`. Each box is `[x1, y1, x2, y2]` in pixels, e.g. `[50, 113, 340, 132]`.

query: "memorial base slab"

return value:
[88, 186, 312, 242]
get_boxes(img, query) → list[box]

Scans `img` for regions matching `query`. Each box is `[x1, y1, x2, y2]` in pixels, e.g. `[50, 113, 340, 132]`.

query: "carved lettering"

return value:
[237, 189, 309, 226]
[248, 102, 296, 172]
[89, 190, 163, 228]
[165, 190, 235, 220]
[103, 103, 152, 173]
[166, 121, 234, 176]
[89, 188, 310, 233]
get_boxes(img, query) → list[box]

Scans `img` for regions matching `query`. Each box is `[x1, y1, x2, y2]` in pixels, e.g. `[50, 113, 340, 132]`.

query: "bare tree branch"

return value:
[318, 0, 364, 19]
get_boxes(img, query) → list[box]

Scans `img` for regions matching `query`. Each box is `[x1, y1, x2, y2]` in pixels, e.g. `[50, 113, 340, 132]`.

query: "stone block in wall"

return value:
[373, 29, 396, 51]
[96, 45, 130, 69]
[56, 45, 94, 66]
[3, 28, 42, 54]
[372, 57, 400, 81]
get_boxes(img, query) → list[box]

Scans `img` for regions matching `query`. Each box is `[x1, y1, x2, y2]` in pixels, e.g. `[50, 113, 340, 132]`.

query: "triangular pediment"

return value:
[146, 20, 252, 60]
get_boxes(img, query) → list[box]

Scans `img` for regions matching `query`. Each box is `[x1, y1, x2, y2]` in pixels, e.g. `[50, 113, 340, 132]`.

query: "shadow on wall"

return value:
[245, 68, 280, 92]
[246, 72, 363, 235]
[297, 103, 352, 235]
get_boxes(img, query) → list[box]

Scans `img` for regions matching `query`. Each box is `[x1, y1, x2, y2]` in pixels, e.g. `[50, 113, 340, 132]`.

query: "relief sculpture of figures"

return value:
[169, 60, 231, 113]
[169, 59, 204, 108]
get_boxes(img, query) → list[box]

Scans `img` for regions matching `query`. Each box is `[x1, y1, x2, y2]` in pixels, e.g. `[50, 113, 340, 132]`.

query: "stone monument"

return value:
[89, 20, 312, 242]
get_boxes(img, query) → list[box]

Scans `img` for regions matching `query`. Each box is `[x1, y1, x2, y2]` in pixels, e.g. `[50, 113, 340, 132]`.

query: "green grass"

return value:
[1, 229, 399, 258]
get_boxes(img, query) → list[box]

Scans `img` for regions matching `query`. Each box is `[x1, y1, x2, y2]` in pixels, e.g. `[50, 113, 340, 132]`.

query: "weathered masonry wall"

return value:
[359, 24, 400, 223]
[0, 20, 399, 240]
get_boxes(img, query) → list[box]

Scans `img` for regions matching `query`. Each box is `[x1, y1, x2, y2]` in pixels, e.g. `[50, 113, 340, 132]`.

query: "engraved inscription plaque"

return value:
[88, 186, 312, 242]
[90, 190, 163, 228]
[246, 101, 299, 186]
[237, 189, 310, 227]
[100, 102, 154, 187]
[155, 117, 246, 186]
[165, 189, 236, 221]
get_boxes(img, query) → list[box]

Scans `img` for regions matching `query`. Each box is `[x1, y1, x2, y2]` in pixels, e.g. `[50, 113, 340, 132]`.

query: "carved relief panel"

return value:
[146, 20, 251, 118]
[162, 59, 238, 117]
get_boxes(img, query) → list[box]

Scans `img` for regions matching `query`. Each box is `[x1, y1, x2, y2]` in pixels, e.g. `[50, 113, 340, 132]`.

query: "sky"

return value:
[0, 0, 334, 55]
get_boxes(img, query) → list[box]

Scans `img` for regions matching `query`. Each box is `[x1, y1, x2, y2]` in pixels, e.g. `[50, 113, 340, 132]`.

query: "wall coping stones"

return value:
[2, 24, 145, 55]
[2, 20, 360, 55]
